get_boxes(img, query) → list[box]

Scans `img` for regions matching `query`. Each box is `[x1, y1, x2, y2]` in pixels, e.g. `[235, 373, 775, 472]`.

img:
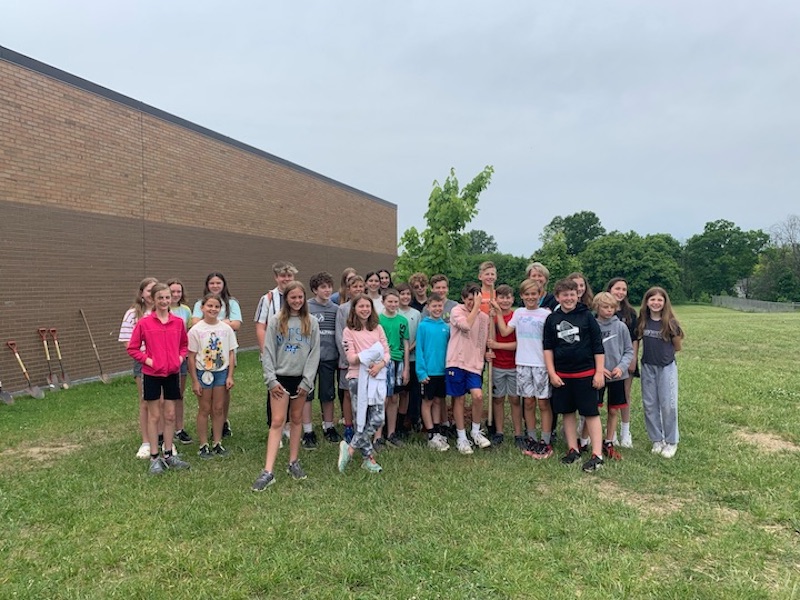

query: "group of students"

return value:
[118, 260, 684, 484]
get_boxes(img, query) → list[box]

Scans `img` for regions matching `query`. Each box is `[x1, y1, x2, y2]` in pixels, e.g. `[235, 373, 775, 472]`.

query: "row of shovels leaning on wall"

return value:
[1, 309, 111, 404]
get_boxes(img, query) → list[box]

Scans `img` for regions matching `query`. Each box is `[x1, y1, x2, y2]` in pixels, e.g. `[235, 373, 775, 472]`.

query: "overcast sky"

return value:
[3, 1, 799, 257]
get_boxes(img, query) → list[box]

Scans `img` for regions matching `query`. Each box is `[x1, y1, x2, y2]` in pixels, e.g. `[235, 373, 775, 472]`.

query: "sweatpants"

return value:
[348, 379, 385, 458]
[640, 361, 679, 445]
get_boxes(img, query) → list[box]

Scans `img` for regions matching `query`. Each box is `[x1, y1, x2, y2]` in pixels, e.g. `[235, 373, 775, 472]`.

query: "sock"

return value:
[457, 428, 467, 442]
[604, 438, 613, 444]
[621, 421, 630, 437]
[303, 423, 313, 434]
[541, 432, 551, 445]
[442, 419, 450, 428]
[471, 422, 481, 436]
[323, 421, 334, 430]
[580, 437, 590, 447]
[527, 429, 536, 440]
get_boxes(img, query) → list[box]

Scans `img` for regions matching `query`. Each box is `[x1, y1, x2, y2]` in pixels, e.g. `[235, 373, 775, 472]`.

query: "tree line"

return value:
[396, 168, 799, 304]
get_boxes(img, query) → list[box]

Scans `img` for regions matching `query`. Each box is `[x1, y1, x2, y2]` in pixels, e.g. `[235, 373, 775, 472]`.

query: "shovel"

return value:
[38, 328, 59, 390]
[6, 341, 45, 399]
[78, 310, 110, 383]
[49, 329, 71, 389]
[0, 375, 14, 405]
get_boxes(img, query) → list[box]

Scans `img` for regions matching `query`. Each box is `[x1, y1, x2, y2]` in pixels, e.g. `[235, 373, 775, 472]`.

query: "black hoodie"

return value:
[543, 303, 604, 374]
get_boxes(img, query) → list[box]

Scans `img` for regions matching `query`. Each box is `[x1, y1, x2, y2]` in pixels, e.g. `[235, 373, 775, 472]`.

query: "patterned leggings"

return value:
[348, 378, 385, 458]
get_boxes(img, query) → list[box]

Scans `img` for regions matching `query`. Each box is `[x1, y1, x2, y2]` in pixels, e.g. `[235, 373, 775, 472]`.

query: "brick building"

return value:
[0, 46, 397, 394]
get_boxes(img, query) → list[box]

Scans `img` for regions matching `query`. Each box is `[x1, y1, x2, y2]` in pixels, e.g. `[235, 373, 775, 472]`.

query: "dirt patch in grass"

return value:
[0, 442, 80, 471]
[595, 480, 687, 517]
[734, 430, 800, 453]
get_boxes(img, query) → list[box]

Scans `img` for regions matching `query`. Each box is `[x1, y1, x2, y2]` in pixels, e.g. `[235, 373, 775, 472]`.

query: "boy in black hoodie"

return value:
[543, 279, 606, 472]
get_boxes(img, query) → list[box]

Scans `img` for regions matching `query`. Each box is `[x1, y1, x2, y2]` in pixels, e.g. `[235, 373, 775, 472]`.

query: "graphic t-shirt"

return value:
[188, 320, 239, 372]
[640, 317, 680, 367]
[508, 307, 550, 367]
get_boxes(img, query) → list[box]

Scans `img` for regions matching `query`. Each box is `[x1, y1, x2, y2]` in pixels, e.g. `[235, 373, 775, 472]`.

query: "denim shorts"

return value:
[196, 368, 229, 389]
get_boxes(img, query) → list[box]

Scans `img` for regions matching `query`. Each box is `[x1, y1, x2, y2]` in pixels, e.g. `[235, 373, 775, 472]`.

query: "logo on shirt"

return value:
[556, 320, 580, 344]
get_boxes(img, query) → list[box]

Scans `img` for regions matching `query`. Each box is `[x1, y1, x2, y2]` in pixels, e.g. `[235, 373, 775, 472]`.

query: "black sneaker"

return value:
[524, 437, 540, 453]
[579, 442, 590, 455]
[561, 448, 581, 465]
[302, 431, 318, 450]
[387, 433, 405, 448]
[175, 429, 193, 445]
[582, 453, 605, 472]
[222, 421, 232, 438]
[491, 433, 504, 446]
[323, 427, 342, 443]
[198, 444, 213, 459]
[373, 437, 387, 452]
[212, 443, 229, 458]
[514, 435, 526, 450]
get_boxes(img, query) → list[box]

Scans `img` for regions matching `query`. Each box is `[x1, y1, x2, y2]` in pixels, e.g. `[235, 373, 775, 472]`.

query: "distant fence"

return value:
[712, 296, 800, 313]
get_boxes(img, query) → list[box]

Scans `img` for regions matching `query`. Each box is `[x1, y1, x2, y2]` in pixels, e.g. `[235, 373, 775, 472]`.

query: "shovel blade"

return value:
[1, 391, 13, 405]
[30, 385, 45, 400]
[61, 373, 71, 389]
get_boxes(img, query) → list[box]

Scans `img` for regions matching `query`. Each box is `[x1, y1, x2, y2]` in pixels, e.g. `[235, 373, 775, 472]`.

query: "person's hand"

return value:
[145, 357, 154, 368]
[192, 382, 202, 397]
[610, 367, 623, 379]
[225, 376, 234, 390]
[270, 385, 286, 401]
[592, 372, 605, 389]
[549, 374, 564, 387]
[368, 359, 384, 378]
[485, 349, 495, 361]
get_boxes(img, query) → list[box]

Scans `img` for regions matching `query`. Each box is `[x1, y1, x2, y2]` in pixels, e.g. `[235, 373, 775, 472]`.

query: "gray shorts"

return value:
[516, 366, 551, 399]
[491, 367, 517, 398]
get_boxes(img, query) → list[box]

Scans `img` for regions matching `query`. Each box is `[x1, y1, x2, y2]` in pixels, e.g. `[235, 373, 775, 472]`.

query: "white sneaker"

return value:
[136, 442, 151, 459]
[457, 438, 474, 455]
[428, 434, 450, 452]
[660, 443, 678, 458]
[619, 432, 633, 448]
[471, 430, 491, 449]
[651, 441, 665, 454]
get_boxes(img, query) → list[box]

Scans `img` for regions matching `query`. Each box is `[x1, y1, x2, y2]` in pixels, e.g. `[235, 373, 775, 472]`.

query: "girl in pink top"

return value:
[337, 294, 390, 474]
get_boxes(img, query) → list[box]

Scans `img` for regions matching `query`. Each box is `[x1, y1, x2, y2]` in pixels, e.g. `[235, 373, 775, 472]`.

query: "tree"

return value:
[467, 229, 498, 254]
[746, 215, 800, 301]
[395, 166, 494, 282]
[682, 219, 768, 299]
[529, 232, 582, 286]
[540, 211, 606, 255]
[579, 231, 682, 304]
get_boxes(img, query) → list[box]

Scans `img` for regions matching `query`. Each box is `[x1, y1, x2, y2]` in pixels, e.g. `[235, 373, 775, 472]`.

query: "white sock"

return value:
[580, 437, 590, 447]
[323, 421, 334, 430]
[621, 421, 630, 437]
[303, 423, 313, 434]
[471, 422, 481, 436]
[457, 428, 468, 442]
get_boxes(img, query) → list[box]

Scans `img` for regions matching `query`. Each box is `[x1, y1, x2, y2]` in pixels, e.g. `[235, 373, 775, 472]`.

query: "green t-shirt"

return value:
[379, 312, 409, 362]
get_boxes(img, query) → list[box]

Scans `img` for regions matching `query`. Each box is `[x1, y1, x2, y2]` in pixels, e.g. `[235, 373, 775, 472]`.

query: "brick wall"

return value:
[0, 47, 397, 394]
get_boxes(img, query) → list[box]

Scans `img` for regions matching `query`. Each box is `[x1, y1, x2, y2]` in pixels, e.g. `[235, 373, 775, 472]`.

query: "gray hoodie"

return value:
[596, 315, 634, 380]
[263, 315, 321, 392]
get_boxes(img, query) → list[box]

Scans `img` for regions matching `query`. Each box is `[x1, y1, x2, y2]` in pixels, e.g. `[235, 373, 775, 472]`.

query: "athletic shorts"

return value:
[196, 368, 228, 390]
[142, 373, 180, 401]
[422, 375, 446, 400]
[551, 376, 600, 417]
[277, 375, 304, 398]
[516, 366, 551, 399]
[313, 360, 337, 403]
[386, 360, 404, 397]
[445, 367, 482, 398]
[180, 359, 188, 377]
[599, 379, 627, 408]
[393, 360, 415, 392]
[491, 367, 517, 398]
[132, 360, 143, 378]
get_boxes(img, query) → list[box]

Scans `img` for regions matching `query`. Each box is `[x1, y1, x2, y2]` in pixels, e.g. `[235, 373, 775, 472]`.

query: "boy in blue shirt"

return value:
[416, 293, 451, 451]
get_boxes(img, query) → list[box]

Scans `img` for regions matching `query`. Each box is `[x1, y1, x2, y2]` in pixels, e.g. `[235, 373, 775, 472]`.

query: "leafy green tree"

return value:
[580, 231, 683, 304]
[467, 229, 498, 254]
[682, 219, 768, 299]
[395, 166, 494, 282]
[529, 232, 582, 287]
[540, 211, 606, 255]
[746, 215, 800, 301]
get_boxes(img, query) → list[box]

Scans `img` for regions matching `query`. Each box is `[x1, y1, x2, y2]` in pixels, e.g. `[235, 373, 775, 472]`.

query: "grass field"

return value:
[1, 305, 799, 599]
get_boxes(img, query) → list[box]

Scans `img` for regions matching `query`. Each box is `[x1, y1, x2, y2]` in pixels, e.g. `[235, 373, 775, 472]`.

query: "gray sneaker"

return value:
[148, 457, 167, 476]
[164, 454, 190, 470]
[251, 470, 275, 491]
[286, 460, 308, 480]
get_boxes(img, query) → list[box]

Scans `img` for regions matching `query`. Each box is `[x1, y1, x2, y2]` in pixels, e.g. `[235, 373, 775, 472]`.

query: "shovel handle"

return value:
[49, 329, 64, 360]
[7, 341, 30, 376]
[49, 328, 59, 341]
[38, 329, 53, 360]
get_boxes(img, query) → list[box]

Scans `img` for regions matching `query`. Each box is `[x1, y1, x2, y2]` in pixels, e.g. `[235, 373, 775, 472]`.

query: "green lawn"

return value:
[1, 305, 799, 599]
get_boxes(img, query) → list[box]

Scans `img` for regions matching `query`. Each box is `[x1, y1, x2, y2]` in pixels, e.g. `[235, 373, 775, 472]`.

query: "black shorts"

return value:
[313, 360, 337, 403]
[599, 379, 627, 409]
[551, 376, 599, 417]
[422, 375, 446, 400]
[142, 373, 180, 401]
[277, 375, 304, 398]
